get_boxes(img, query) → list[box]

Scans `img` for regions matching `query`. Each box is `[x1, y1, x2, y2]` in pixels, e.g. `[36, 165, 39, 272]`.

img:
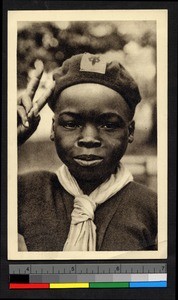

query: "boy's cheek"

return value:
[54, 130, 76, 145]
[101, 129, 128, 141]
[54, 137, 76, 160]
[54, 139, 72, 153]
[105, 135, 129, 148]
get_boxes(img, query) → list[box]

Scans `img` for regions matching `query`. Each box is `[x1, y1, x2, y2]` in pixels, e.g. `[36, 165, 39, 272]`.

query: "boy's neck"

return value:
[75, 173, 112, 195]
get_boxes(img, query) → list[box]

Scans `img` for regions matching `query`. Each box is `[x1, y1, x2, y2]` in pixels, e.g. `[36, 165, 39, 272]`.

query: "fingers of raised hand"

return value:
[17, 60, 55, 145]
[18, 78, 55, 129]
[36, 80, 55, 111]
[18, 92, 34, 126]
[17, 60, 46, 123]
[28, 80, 55, 118]
[17, 103, 29, 127]
[21, 94, 33, 113]
[26, 60, 44, 99]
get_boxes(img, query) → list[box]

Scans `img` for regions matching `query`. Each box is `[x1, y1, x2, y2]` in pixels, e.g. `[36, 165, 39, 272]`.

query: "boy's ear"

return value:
[50, 117, 55, 141]
[128, 120, 135, 143]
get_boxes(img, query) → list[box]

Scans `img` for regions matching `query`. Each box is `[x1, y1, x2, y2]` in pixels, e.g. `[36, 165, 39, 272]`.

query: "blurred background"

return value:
[17, 21, 157, 192]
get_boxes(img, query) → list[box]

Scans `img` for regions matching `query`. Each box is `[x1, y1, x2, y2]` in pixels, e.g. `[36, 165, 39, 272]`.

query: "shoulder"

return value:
[18, 170, 60, 197]
[120, 181, 157, 212]
[18, 170, 58, 186]
[123, 181, 156, 200]
[104, 181, 157, 251]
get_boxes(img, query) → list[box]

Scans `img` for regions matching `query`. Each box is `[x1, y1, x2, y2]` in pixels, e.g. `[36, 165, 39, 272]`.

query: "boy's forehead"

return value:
[54, 83, 133, 121]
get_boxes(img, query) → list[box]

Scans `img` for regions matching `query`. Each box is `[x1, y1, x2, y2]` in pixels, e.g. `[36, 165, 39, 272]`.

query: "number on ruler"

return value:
[70, 265, 76, 273]
[116, 266, 120, 272]
[25, 267, 30, 273]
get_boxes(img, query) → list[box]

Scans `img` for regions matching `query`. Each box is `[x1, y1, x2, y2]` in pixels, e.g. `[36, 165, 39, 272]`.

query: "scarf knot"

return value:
[71, 195, 96, 225]
[56, 162, 133, 251]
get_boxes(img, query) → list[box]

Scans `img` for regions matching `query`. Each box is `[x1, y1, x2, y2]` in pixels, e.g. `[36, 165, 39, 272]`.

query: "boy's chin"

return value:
[69, 166, 113, 183]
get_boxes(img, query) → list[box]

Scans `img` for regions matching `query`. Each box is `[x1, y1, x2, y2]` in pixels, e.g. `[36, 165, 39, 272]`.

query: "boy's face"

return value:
[51, 83, 134, 182]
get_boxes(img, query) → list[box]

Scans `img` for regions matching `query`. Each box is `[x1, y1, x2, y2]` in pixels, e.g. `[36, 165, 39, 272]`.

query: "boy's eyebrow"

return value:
[58, 111, 124, 120]
[99, 113, 124, 120]
[58, 112, 80, 117]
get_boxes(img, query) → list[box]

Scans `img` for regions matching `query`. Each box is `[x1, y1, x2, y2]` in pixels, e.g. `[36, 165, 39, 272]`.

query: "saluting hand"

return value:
[17, 60, 55, 146]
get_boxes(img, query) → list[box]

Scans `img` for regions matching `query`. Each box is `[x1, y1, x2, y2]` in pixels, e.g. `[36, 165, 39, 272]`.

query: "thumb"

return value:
[18, 115, 41, 146]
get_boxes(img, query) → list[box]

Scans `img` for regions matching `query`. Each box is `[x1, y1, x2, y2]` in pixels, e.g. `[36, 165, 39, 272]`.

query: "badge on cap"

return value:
[80, 53, 106, 74]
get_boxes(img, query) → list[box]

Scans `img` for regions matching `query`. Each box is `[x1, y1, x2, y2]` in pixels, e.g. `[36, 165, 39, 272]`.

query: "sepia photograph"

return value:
[8, 9, 167, 260]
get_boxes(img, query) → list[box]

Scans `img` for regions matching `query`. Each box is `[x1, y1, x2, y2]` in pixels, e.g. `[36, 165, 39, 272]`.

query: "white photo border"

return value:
[8, 9, 167, 260]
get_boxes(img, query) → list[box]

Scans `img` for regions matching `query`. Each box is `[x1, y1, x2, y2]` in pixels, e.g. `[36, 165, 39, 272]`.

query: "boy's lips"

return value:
[73, 155, 103, 167]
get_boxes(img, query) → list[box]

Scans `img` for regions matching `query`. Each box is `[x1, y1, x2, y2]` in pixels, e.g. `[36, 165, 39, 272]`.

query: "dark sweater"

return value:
[18, 171, 157, 251]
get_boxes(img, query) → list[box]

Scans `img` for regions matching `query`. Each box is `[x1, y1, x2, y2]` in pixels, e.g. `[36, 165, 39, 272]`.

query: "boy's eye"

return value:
[60, 121, 81, 129]
[100, 122, 121, 130]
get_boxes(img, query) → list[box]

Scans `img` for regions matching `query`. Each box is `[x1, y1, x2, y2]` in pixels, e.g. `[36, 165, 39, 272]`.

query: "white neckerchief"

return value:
[56, 162, 133, 251]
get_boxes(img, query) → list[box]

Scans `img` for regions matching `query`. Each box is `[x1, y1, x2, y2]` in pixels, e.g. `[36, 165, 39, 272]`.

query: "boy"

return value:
[17, 53, 157, 251]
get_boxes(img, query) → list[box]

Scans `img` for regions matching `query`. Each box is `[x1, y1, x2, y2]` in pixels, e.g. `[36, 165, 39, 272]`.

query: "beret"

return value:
[49, 53, 141, 114]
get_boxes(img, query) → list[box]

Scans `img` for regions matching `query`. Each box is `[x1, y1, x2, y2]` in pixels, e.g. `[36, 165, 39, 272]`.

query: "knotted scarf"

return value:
[56, 162, 133, 251]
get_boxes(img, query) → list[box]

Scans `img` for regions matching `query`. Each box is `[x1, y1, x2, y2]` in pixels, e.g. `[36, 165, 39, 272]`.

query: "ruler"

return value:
[9, 263, 167, 289]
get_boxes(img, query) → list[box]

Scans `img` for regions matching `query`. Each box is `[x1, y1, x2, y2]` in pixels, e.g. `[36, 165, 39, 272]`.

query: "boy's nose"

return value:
[77, 124, 101, 148]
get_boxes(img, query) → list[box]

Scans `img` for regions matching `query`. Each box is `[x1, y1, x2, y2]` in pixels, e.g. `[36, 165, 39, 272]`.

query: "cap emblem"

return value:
[80, 53, 106, 74]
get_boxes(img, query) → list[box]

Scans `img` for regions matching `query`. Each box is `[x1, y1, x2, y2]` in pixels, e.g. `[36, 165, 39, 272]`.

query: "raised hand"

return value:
[17, 60, 55, 146]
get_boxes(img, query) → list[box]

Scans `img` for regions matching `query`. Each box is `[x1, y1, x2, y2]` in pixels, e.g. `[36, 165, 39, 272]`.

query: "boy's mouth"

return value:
[73, 155, 103, 167]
